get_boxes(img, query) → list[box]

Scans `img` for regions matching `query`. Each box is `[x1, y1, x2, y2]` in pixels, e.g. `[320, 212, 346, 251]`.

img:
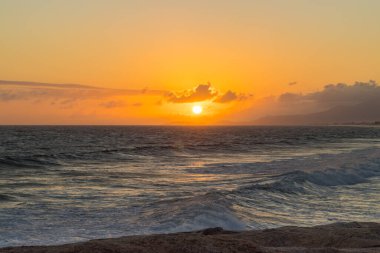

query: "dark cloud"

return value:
[248, 80, 380, 125]
[278, 92, 305, 104]
[307, 81, 380, 105]
[278, 81, 380, 107]
[167, 84, 217, 103]
[288, 81, 298, 86]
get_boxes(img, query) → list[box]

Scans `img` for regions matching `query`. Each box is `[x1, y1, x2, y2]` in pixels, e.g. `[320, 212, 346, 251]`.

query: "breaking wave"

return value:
[242, 164, 380, 194]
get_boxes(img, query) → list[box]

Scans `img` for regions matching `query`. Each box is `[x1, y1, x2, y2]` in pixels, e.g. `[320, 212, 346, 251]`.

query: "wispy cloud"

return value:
[99, 100, 143, 109]
[0, 80, 165, 103]
[0, 80, 101, 90]
[99, 100, 126, 109]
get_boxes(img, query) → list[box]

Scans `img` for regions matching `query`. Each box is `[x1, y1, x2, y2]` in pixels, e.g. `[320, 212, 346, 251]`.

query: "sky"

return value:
[1, 0, 380, 125]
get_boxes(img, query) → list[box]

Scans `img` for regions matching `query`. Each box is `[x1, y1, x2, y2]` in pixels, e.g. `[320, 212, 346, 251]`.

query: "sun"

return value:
[192, 105, 203, 115]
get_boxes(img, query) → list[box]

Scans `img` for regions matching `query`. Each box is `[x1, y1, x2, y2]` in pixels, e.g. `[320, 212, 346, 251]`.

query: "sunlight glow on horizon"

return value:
[192, 105, 203, 115]
[0, 0, 379, 125]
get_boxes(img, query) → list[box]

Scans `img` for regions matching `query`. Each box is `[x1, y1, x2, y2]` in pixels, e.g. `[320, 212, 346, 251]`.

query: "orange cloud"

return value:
[214, 90, 251, 103]
[166, 84, 250, 104]
[0, 79, 252, 125]
[166, 84, 217, 103]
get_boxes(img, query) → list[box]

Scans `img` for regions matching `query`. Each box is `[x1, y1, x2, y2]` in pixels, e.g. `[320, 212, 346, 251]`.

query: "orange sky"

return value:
[1, 0, 380, 125]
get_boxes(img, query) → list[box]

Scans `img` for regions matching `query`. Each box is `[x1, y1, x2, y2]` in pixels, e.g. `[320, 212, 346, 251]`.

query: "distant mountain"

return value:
[254, 99, 380, 125]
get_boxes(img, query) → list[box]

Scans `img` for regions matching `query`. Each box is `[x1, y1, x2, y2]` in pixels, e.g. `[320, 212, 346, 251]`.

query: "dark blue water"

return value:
[1, 126, 380, 246]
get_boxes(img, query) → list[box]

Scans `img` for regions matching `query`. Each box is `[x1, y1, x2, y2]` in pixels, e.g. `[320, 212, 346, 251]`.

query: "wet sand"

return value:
[1, 222, 379, 253]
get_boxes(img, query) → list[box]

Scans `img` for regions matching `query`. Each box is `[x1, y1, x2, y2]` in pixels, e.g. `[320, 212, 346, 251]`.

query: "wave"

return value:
[0, 155, 63, 168]
[0, 144, 186, 169]
[240, 160, 380, 194]
[141, 192, 246, 233]
[0, 193, 16, 202]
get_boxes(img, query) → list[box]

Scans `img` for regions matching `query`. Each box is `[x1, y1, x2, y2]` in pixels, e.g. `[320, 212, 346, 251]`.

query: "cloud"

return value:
[0, 80, 165, 104]
[100, 100, 126, 108]
[166, 84, 249, 104]
[278, 92, 305, 104]
[214, 90, 237, 103]
[166, 84, 217, 103]
[278, 80, 380, 107]
[214, 90, 251, 103]
[307, 81, 380, 105]
[0, 80, 165, 100]
[231, 80, 380, 124]
[0, 91, 21, 101]
[0, 80, 100, 89]
[0, 80, 249, 106]
[99, 100, 143, 109]
[288, 81, 297, 86]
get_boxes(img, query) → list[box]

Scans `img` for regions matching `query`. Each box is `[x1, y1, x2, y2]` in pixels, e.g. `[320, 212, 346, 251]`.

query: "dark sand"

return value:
[1, 222, 379, 253]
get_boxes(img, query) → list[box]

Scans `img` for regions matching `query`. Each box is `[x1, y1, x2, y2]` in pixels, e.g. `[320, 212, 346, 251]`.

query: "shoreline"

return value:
[1, 222, 379, 253]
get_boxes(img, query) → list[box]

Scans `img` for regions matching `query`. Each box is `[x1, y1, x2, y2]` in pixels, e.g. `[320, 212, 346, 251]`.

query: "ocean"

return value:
[0, 126, 379, 247]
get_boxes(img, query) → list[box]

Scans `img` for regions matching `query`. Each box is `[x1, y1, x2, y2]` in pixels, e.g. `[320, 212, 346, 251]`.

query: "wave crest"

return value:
[242, 163, 380, 194]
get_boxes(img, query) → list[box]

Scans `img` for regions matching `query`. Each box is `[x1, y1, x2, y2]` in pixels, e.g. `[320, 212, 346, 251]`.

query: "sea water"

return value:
[0, 126, 379, 246]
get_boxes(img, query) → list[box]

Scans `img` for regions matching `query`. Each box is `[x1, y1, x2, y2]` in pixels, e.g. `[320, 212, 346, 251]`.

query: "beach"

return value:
[1, 222, 379, 253]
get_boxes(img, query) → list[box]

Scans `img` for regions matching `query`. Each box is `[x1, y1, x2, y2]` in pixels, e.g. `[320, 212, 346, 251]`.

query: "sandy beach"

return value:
[1, 222, 379, 253]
